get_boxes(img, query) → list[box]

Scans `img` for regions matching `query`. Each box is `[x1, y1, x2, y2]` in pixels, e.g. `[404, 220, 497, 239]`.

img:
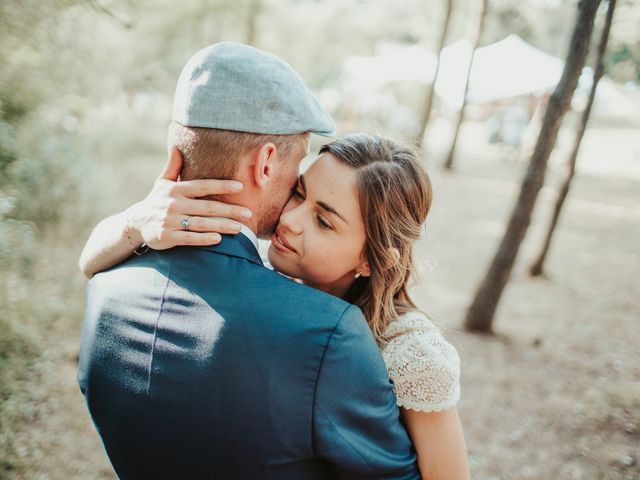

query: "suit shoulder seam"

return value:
[145, 257, 173, 397]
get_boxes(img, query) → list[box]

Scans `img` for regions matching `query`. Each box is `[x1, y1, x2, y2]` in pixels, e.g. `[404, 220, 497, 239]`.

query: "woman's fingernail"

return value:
[231, 182, 243, 192]
[241, 210, 252, 218]
[232, 222, 243, 231]
[212, 233, 221, 242]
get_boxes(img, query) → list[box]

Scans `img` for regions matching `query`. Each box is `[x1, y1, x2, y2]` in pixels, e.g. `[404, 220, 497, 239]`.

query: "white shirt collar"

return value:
[238, 224, 259, 251]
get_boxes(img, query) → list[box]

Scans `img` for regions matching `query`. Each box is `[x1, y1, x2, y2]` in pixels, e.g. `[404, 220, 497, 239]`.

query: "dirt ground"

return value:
[417, 151, 639, 478]
[5, 121, 639, 479]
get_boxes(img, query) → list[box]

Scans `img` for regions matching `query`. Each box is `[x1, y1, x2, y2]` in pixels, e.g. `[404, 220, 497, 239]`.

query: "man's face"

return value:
[256, 137, 309, 238]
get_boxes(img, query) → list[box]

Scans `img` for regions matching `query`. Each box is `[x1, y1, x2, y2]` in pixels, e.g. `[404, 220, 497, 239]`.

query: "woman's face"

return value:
[268, 153, 368, 297]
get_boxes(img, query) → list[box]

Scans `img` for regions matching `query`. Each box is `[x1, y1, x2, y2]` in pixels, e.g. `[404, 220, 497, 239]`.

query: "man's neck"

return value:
[238, 217, 259, 236]
[214, 188, 260, 236]
[238, 224, 259, 251]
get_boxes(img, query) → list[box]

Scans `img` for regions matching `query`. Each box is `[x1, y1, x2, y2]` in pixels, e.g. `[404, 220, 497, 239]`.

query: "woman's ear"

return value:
[356, 256, 371, 278]
[251, 142, 277, 190]
[357, 247, 399, 277]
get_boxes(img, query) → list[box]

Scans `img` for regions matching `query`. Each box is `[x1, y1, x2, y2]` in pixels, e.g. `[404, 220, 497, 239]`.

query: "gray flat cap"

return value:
[172, 42, 335, 136]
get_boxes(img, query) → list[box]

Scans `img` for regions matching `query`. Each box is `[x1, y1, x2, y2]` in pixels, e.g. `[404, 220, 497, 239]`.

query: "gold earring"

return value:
[354, 272, 361, 279]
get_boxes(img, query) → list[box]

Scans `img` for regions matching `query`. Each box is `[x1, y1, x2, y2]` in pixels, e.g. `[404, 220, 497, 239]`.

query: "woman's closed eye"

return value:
[290, 187, 334, 230]
[316, 214, 333, 230]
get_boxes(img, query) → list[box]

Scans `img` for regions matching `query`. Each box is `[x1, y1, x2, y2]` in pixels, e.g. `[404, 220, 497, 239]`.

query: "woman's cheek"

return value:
[321, 251, 349, 279]
[302, 246, 333, 278]
[310, 244, 336, 269]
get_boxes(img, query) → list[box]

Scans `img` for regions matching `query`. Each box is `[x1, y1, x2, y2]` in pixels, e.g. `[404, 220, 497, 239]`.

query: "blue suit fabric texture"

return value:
[78, 233, 419, 479]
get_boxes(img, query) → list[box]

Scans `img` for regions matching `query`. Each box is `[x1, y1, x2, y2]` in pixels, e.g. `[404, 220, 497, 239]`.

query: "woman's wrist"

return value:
[124, 204, 147, 252]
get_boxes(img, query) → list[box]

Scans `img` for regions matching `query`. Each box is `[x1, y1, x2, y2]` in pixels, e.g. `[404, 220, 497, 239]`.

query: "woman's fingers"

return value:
[169, 230, 223, 246]
[177, 178, 244, 198]
[175, 197, 252, 220]
[177, 216, 244, 235]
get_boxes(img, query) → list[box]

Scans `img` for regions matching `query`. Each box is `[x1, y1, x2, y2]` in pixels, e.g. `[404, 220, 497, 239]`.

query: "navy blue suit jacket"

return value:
[78, 234, 419, 479]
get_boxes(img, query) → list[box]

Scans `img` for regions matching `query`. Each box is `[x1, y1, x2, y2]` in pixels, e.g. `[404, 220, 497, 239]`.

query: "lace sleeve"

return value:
[382, 327, 461, 412]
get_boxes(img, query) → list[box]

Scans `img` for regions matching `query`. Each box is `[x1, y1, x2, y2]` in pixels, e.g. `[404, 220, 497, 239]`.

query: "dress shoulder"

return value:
[381, 311, 461, 412]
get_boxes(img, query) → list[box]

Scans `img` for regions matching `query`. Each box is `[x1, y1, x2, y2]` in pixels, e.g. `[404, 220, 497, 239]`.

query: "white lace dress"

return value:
[381, 311, 461, 412]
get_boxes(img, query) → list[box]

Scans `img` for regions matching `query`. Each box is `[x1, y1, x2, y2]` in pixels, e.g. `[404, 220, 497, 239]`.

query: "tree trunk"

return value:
[246, 0, 261, 46]
[443, 0, 488, 170]
[416, 0, 454, 148]
[529, 0, 616, 277]
[464, 0, 601, 333]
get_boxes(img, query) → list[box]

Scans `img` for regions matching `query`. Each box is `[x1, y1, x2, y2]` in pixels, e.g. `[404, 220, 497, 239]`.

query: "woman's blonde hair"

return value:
[319, 134, 433, 345]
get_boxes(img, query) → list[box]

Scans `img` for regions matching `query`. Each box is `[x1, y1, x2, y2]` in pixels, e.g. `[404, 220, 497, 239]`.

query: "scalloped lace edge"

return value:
[396, 398, 459, 412]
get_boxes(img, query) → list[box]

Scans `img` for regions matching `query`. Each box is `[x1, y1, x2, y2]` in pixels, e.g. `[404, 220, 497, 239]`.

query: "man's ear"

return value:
[159, 147, 184, 182]
[251, 142, 277, 190]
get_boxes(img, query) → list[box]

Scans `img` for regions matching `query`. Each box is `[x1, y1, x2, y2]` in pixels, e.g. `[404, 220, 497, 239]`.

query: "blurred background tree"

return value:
[529, 0, 617, 277]
[443, 0, 488, 170]
[415, 0, 454, 146]
[464, 0, 602, 333]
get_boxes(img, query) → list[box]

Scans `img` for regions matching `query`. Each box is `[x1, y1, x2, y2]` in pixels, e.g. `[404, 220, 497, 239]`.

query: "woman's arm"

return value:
[79, 152, 253, 278]
[79, 210, 142, 279]
[401, 407, 470, 480]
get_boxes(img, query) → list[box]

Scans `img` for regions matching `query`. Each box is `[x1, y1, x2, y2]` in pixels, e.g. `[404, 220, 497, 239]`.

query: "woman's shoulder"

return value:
[382, 310, 460, 369]
[381, 310, 461, 412]
[383, 309, 441, 337]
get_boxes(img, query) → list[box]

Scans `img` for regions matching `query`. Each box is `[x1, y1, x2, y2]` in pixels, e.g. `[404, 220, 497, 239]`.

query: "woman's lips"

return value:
[271, 230, 297, 254]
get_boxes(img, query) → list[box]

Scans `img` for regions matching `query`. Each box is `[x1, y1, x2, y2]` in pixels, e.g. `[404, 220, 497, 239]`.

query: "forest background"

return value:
[1, 0, 639, 478]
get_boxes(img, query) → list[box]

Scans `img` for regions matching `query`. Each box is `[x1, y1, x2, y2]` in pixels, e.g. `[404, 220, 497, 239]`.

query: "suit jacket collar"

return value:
[201, 233, 264, 267]
[238, 225, 259, 251]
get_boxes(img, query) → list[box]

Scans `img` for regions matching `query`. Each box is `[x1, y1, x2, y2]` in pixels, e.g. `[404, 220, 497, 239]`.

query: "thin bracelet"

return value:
[133, 243, 150, 256]
[125, 209, 150, 256]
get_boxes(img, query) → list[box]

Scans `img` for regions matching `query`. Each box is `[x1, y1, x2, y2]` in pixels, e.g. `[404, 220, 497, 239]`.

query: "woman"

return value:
[80, 134, 470, 480]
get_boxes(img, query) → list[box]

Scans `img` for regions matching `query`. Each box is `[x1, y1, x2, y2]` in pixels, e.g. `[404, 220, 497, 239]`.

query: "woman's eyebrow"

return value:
[300, 174, 348, 224]
[317, 201, 348, 224]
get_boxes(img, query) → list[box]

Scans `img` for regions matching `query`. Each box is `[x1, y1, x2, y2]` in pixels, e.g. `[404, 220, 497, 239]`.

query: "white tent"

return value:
[341, 35, 638, 117]
[434, 34, 565, 107]
[343, 42, 437, 90]
[575, 66, 637, 117]
[343, 35, 565, 107]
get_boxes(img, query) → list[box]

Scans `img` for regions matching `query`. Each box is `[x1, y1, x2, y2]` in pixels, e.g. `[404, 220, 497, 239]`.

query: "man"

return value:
[78, 42, 419, 479]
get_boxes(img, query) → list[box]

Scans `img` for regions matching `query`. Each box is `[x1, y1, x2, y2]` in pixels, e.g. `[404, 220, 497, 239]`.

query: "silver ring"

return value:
[181, 216, 192, 231]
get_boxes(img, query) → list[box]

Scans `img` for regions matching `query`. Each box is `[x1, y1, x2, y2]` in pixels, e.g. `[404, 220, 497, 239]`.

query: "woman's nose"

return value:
[280, 204, 304, 235]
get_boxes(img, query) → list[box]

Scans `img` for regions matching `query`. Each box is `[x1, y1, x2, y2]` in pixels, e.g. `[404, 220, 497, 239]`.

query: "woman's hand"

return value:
[79, 150, 253, 278]
[127, 150, 253, 250]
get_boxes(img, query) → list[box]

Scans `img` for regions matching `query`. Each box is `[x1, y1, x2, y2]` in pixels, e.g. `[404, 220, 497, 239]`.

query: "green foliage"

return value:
[0, 121, 18, 181]
[606, 41, 640, 82]
[0, 315, 39, 474]
[604, 0, 640, 82]
[0, 3, 98, 476]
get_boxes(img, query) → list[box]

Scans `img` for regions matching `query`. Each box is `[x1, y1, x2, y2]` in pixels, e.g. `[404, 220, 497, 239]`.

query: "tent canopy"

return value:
[343, 35, 565, 107]
[436, 34, 565, 106]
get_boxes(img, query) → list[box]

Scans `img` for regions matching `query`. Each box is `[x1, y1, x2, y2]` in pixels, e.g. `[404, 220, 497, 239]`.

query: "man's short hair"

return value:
[167, 121, 309, 180]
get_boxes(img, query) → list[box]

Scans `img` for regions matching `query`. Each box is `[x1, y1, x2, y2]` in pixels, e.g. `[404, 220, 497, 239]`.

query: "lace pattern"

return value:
[382, 311, 461, 412]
